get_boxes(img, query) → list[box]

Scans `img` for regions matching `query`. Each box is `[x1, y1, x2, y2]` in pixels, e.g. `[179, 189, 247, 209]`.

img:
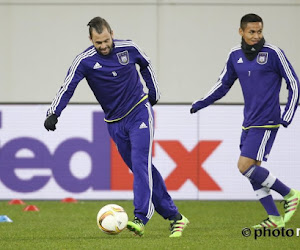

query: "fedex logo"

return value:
[0, 110, 222, 194]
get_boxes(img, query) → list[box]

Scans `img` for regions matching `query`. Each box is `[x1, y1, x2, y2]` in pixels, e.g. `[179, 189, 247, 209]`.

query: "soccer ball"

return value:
[97, 204, 128, 235]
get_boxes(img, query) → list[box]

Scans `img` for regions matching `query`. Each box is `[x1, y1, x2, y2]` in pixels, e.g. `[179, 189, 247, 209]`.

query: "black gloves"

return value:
[44, 114, 58, 131]
[149, 99, 157, 106]
[280, 119, 289, 128]
[190, 108, 197, 114]
[190, 101, 202, 114]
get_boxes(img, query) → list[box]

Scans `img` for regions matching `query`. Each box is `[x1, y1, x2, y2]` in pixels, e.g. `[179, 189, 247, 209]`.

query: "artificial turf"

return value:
[0, 200, 299, 249]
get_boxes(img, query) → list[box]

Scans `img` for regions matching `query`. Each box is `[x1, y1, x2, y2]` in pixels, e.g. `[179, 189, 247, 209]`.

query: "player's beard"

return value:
[97, 44, 113, 56]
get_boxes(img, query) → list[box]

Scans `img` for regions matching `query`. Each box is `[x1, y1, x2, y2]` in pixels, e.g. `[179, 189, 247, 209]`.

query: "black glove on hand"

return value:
[190, 108, 196, 114]
[190, 100, 205, 114]
[44, 114, 58, 131]
[280, 119, 289, 128]
[149, 99, 157, 106]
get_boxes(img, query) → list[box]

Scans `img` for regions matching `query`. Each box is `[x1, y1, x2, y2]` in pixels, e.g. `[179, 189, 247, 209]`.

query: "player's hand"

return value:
[44, 114, 58, 131]
[280, 119, 289, 128]
[149, 99, 157, 106]
[190, 107, 197, 114]
[190, 101, 203, 114]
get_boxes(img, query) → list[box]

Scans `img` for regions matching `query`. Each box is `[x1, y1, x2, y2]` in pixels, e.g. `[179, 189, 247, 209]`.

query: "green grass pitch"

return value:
[0, 200, 299, 249]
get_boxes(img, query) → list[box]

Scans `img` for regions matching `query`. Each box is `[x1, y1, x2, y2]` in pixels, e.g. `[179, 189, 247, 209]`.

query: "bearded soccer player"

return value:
[44, 16, 189, 237]
[191, 13, 300, 228]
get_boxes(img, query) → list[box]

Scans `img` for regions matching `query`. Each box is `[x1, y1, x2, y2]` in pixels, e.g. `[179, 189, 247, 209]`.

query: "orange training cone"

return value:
[23, 205, 40, 212]
[8, 199, 25, 205]
[61, 197, 77, 203]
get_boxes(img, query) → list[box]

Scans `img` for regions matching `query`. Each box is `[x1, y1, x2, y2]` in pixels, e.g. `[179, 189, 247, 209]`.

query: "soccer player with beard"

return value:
[44, 16, 189, 237]
[191, 13, 300, 228]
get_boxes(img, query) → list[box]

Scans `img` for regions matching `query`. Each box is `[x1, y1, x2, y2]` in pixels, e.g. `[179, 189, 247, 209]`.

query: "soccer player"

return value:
[190, 13, 300, 228]
[44, 16, 189, 237]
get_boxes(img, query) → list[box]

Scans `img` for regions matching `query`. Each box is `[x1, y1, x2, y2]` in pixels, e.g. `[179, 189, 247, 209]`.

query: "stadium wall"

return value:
[0, 104, 299, 200]
[0, 0, 299, 104]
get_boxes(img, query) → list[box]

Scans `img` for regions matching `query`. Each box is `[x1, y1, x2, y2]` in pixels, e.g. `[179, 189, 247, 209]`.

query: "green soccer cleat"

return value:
[252, 215, 285, 229]
[282, 189, 300, 223]
[169, 214, 189, 238]
[127, 217, 145, 237]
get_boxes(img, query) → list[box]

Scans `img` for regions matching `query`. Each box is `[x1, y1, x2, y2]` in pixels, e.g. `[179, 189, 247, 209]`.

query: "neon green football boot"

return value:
[282, 189, 300, 223]
[252, 215, 285, 229]
[127, 217, 145, 237]
[169, 214, 189, 238]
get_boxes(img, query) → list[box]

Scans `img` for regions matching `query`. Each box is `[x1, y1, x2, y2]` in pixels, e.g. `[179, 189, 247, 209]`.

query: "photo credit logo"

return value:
[242, 227, 300, 239]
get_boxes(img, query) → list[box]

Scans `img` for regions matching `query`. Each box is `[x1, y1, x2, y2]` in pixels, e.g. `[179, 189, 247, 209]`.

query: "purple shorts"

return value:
[239, 128, 278, 162]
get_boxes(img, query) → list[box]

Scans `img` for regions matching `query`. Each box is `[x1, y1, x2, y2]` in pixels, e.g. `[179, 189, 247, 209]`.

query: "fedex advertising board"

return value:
[0, 104, 299, 200]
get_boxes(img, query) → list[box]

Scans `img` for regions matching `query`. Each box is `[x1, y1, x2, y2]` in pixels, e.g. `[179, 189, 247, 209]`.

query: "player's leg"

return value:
[240, 128, 300, 224]
[128, 102, 189, 237]
[151, 165, 189, 237]
[239, 155, 284, 227]
[249, 180, 278, 216]
[239, 129, 290, 196]
[238, 128, 286, 227]
[242, 161, 297, 203]
[126, 102, 155, 226]
[242, 161, 299, 224]
[151, 165, 178, 218]
[110, 102, 156, 236]
[107, 119, 145, 236]
[106, 119, 133, 168]
[250, 179, 285, 228]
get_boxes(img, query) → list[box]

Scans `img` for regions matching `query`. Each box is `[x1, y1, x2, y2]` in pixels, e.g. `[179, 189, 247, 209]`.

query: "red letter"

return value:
[157, 140, 222, 191]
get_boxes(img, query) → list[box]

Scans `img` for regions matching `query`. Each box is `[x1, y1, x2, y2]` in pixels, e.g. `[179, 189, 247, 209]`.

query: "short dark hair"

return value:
[87, 17, 112, 38]
[240, 13, 263, 30]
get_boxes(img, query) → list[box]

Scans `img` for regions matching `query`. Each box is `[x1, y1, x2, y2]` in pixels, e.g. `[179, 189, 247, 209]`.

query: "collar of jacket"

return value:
[241, 37, 265, 61]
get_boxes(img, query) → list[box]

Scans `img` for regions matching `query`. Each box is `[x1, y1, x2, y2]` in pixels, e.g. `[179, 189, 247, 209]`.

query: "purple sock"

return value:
[259, 195, 280, 216]
[244, 165, 291, 197]
[243, 165, 269, 184]
[271, 179, 290, 197]
[250, 180, 280, 216]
